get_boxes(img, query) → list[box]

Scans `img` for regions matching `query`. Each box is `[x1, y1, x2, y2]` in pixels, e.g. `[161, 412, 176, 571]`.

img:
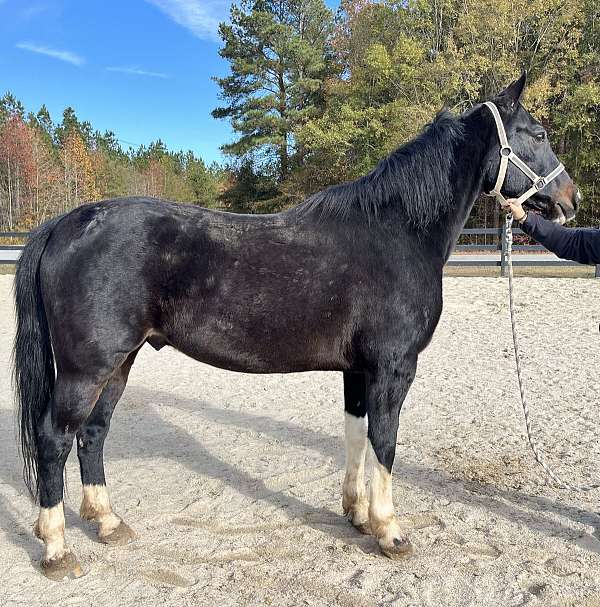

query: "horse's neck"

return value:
[432, 113, 493, 259]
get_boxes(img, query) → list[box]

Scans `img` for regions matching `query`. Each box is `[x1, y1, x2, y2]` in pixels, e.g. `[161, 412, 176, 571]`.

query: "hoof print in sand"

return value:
[99, 521, 137, 546]
[141, 569, 194, 588]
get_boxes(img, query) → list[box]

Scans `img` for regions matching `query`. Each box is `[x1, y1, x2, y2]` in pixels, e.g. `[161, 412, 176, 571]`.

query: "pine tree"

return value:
[0, 92, 25, 123]
[55, 107, 94, 146]
[27, 105, 55, 150]
[213, 0, 336, 182]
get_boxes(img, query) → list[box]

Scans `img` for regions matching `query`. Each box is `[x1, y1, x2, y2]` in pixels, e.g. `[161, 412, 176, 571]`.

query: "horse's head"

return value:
[482, 73, 580, 224]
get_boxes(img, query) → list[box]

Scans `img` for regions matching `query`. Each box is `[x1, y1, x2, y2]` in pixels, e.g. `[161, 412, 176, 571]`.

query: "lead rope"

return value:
[505, 213, 600, 491]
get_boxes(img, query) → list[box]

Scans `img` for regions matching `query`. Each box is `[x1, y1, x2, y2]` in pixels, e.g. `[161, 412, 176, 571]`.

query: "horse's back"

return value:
[36, 197, 358, 373]
[35, 196, 442, 374]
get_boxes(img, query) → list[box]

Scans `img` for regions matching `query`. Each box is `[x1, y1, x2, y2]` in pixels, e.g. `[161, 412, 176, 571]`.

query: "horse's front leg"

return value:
[342, 372, 370, 534]
[366, 353, 417, 559]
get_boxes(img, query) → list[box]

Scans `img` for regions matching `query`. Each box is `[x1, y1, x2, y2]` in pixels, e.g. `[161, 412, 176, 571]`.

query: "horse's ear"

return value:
[495, 71, 527, 112]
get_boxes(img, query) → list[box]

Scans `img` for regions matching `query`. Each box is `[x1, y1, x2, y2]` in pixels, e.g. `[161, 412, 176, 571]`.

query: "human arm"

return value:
[502, 199, 600, 265]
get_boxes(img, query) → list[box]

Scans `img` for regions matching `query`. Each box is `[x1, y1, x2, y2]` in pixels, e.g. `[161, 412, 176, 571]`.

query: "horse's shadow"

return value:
[106, 389, 355, 541]
[124, 385, 600, 549]
[0, 389, 362, 566]
[2, 381, 600, 565]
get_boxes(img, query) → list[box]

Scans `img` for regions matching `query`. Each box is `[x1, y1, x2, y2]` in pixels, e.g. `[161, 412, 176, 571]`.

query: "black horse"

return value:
[13, 74, 579, 579]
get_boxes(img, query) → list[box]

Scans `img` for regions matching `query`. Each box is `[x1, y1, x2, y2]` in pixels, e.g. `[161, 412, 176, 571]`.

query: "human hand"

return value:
[501, 198, 527, 222]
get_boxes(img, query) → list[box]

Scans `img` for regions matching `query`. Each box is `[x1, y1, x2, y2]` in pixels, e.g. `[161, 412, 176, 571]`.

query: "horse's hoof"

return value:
[379, 536, 413, 560]
[353, 520, 372, 535]
[99, 521, 136, 546]
[344, 501, 371, 535]
[346, 512, 371, 535]
[40, 551, 84, 581]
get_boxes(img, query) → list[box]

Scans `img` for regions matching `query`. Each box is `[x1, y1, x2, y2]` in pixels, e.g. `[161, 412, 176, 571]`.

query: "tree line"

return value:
[1, 0, 599, 231]
[214, 0, 600, 227]
[0, 94, 225, 230]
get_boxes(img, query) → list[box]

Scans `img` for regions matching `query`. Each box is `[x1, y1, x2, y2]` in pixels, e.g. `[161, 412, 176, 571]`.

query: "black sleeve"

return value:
[519, 213, 600, 265]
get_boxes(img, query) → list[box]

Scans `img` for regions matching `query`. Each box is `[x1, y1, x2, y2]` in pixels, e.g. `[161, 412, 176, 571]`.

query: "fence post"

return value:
[596, 226, 600, 278]
[500, 223, 508, 278]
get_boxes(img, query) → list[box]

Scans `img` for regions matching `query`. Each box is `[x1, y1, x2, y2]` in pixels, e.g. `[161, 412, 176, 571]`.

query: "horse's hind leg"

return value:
[77, 349, 139, 545]
[34, 373, 108, 580]
[342, 372, 370, 534]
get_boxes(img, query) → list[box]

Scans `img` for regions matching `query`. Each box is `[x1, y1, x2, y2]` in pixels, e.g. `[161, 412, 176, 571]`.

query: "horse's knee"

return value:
[36, 411, 74, 460]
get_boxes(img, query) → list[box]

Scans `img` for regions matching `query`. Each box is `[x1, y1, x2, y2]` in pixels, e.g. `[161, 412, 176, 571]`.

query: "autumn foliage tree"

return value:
[2, 0, 599, 228]
[0, 93, 225, 230]
[61, 131, 100, 209]
[0, 115, 37, 228]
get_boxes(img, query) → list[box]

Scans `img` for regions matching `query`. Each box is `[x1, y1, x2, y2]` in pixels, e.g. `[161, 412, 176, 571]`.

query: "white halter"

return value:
[483, 101, 565, 205]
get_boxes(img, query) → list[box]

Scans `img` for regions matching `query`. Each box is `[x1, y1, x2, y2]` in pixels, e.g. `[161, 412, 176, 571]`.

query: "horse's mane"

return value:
[299, 110, 465, 229]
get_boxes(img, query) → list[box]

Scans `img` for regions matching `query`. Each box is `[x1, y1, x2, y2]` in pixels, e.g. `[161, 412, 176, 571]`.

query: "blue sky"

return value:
[0, 0, 337, 164]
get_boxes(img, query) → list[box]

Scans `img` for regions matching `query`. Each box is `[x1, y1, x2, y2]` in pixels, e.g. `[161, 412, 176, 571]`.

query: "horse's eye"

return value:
[535, 132, 546, 142]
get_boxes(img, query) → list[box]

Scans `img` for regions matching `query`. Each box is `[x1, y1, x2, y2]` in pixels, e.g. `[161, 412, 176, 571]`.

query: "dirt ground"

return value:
[2, 274, 600, 606]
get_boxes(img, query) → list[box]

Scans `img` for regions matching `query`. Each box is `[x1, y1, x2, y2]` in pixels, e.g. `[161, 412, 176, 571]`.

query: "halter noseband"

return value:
[483, 101, 565, 206]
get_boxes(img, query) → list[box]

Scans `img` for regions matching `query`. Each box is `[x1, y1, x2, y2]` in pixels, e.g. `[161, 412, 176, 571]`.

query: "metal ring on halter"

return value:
[500, 146, 512, 157]
[534, 177, 546, 190]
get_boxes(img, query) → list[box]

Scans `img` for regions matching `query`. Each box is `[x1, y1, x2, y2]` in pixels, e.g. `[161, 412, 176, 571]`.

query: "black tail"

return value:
[13, 216, 62, 501]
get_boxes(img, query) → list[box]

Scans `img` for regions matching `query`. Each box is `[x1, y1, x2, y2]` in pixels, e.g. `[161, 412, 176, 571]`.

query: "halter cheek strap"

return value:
[483, 101, 565, 206]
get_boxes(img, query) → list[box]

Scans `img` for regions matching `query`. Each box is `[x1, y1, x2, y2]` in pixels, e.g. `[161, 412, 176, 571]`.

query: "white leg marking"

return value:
[343, 413, 370, 532]
[81, 484, 122, 537]
[35, 502, 67, 562]
[368, 443, 412, 558]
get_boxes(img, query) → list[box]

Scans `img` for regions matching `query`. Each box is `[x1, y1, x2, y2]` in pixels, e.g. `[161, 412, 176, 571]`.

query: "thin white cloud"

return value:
[145, 0, 228, 41]
[106, 66, 169, 79]
[21, 3, 49, 20]
[16, 42, 84, 66]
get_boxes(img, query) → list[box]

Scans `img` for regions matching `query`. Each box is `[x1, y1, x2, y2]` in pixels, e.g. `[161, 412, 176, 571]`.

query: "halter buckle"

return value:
[534, 177, 546, 191]
[500, 146, 512, 158]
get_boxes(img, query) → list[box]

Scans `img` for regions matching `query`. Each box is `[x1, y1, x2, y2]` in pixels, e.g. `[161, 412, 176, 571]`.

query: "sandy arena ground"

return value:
[2, 274, 600, 606]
